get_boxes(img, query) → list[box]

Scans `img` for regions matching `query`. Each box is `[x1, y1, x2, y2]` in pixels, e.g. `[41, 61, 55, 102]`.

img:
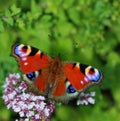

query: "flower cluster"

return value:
[2, 73, 55, 121]
[3, 73, 96, 121]
[77, 92, 96, 105]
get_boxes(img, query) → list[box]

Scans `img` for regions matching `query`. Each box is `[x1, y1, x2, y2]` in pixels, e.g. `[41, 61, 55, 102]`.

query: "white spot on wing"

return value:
[80, 80, 84, 85]
[26, 46, 31, 55]
[35, 71, 39, 78]
[66, 81, 70, 88]
[36, 50, 41, 55]
[24, 62, 28, 66]
[22, 57, 27, 61]
[84, 77, 89, 82]
[76, 63, 79, 68]
[21, 53, 26, 57]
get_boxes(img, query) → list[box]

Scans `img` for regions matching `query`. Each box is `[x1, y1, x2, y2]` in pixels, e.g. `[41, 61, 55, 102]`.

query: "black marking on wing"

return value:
[39, 69, 42, 75]
[40, 52, 44, 58]
[29, 46, 39, 56]
[22, 45, 28, 50]
[90, 67, 95, 72]
[72, 63, 76, 69]
[79, 64, 88, 74]
[65, 78, 68, 83]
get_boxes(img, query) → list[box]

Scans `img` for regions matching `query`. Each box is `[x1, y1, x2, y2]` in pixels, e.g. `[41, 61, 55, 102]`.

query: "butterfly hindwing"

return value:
[49, 77, 79, 103]
[12, 44, 51, 74]
[23, 70, 47, 96]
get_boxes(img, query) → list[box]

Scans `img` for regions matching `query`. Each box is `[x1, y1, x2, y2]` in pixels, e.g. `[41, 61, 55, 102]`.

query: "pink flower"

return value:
[2, 73, 55, 121]
[3, 73, 97, 121]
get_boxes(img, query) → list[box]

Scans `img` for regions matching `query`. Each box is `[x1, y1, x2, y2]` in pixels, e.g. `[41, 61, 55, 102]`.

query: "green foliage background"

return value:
[0, 0, 120, 121]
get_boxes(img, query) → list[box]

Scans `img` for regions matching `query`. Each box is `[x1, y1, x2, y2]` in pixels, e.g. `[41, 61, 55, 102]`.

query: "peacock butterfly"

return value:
[11, 44, 103, 103]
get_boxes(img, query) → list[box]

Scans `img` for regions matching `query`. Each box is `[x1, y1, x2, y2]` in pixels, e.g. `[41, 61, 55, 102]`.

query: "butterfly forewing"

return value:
[12, 44, 51, 73]
[63, 63, 102, 92]
[12, 44, 51, 96]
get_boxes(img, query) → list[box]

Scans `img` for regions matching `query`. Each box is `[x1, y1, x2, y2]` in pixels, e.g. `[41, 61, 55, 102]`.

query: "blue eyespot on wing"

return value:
[14, 44, 21, 56]
[67, 85, 76, 93]
[26, 72, 36, 81]
[85, 67, 102, 83]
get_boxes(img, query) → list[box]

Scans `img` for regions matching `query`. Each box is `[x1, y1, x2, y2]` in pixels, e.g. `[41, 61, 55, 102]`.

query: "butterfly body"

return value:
[12, 44, 103, 103]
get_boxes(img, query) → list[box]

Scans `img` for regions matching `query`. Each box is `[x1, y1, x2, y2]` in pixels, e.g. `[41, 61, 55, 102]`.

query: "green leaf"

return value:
[3, 17, 13, 26]
[3, 9, 13, 26]
[16, 19, 25, 30]
[4, 9, 11, 16]
[0, 20, 4, 32]
[10, 4, 21, 16]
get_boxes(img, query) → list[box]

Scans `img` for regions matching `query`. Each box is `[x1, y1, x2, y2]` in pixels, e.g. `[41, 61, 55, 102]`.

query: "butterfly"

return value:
[12, 44, 103, 103]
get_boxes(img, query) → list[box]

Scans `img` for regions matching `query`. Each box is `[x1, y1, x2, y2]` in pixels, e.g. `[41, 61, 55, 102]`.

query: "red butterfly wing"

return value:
[50, 78, 69, 102]
[12, 44, 51, 73]
[63, 63, 102, 92]
[22, 70, 47, 96]
[12, 44, 52, 96]
[52, 78, 66, 96]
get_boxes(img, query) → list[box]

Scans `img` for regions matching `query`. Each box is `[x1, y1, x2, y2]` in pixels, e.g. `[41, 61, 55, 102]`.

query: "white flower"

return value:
[3, 73, 55, 121]
[13, 106, 21, 112]
[77, 91, 96, 105]
[24, 118, 29, 121]
[19, 111, 25, 117]
[35, 114, 40, 119]
[44, 108, 50, 117]
[87, 97, 95, 104]
[28, 102, 35, 109]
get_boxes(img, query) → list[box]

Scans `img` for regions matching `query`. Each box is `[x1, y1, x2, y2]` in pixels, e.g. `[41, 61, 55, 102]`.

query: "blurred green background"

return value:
[0, 0, 120, 121]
